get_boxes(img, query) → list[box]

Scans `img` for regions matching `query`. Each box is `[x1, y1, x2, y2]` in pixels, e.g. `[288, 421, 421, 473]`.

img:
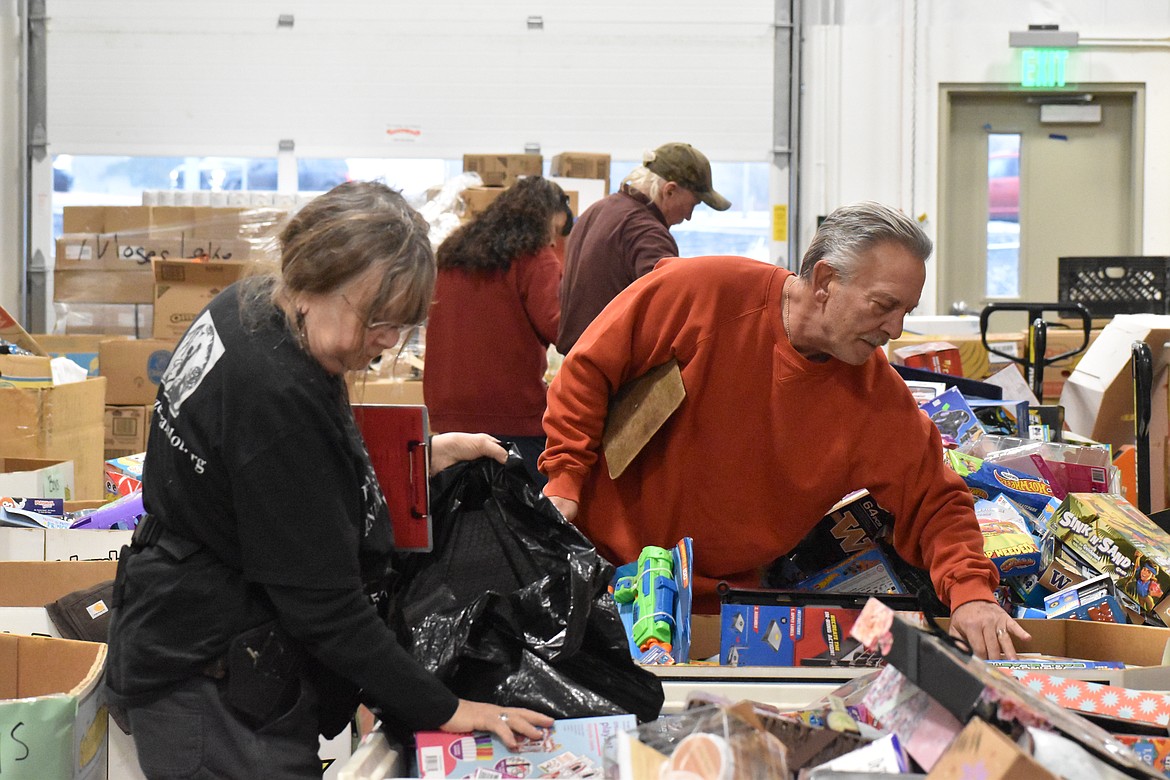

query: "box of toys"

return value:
[1046, 492, 1170, 624]
[415, 714, 635, 779]
[793, 546, 906, 595]
[976, 495, 1042, 578]
[1043, 572, 1127, 623]
[765, 489, 894, 586]
[720, 605, 879, 668]
[920, 387, 983, 446]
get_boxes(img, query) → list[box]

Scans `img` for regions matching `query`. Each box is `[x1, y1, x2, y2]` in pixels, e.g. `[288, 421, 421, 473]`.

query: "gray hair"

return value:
[623, 166, 667, 201]
[798, 201, 933, 281]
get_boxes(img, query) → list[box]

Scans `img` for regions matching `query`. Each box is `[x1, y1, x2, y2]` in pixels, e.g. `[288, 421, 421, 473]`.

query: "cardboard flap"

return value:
[602, 359, 685, 479]
[0, 305, 46, 356]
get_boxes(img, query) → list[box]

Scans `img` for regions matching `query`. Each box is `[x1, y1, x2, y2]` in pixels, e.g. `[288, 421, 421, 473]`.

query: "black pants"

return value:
[126, 674, 322, 779]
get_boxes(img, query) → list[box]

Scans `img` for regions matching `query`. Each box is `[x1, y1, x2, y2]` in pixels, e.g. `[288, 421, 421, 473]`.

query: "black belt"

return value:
[130, 514, 202, 561]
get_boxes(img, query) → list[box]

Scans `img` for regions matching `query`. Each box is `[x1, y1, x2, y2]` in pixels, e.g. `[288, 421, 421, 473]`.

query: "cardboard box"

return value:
[0, 353, 54, 387]
[460, 185, 504, 219]
[345, 377, 425, 406]
[550, 152, 611, 194]
[720, 605, 878, 667]
[0, 307, 46, 357]
[0, 560, 117, 637]
[103, 205, 152, 237]
[891, 340, 964, 376]
[929, 717, 1058, 780]
[44, 528, 132, 562]
[0, 634, 108, 779]
[103, 405, 150, 460]
[61, 206, 106, 235]
[888, 332, 1021, 380]
[415, 715, 635, 779]
[151, 258, 247, 340]
[99, 338, 173, 405]
[0, 458, 75, 499]
[1061, 315, 1170, 507]
[462, 153, 542, 187]
[54, 233, 161, 305]
[146, 206, 195, 239]
[0, 376, 107, 500]
[32, 334, 124, 378]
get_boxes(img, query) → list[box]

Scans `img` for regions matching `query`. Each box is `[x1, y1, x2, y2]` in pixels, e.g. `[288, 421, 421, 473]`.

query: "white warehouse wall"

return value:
[800, 0, 1170, 315]
[1, 0, 21, 317]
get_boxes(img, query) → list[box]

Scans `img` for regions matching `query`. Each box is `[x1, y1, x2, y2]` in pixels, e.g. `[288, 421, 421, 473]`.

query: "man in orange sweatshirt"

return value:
[538, 201, 1029, 661]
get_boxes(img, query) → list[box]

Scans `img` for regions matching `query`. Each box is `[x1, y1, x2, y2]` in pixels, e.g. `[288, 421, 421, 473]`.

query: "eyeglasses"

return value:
[339, 293, 404, 336]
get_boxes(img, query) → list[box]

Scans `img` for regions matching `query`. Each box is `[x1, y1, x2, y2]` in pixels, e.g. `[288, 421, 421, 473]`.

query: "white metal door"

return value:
[939, 88, 1141, 318]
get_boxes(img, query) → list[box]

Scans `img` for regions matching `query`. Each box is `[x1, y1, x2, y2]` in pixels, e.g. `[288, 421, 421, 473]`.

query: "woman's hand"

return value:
[429, 433, 508, 476]
[441, 700, 555, 750]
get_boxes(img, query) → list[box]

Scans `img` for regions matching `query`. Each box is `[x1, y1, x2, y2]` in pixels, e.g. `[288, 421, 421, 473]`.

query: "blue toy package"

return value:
[793, 546, 907, 594]
[612, 537, 693, 664]
[1044, 572, 1128, 623]
[920, 386, 984, 446]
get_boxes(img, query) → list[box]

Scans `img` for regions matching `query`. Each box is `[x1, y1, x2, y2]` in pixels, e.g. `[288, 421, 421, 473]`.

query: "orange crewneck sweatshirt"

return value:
[540, 255, 998, 613]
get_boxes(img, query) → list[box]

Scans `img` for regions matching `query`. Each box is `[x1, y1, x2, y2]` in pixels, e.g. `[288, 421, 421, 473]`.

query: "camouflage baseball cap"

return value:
[644, 142, 731, 211]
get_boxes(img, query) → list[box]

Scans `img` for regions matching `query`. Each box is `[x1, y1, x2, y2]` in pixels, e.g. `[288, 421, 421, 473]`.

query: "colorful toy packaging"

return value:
[920, 386, 984, 446]
[975, 495, 1042, 579]
[720, 605, 880, 668]
[945, 449, 1056, 514]
[612, 537, 693, 664]
[794, 546, 906, 595]
[415, 714, 635, 778]
[104, 452, 145, 499]
[764, 489, 894, 587]
[1046, 493, 1170, 625]
[1043, 572, 1127, 623]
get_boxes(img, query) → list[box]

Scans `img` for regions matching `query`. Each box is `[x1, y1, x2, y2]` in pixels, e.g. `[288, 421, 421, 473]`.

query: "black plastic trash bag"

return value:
[391, 448, 664, 723]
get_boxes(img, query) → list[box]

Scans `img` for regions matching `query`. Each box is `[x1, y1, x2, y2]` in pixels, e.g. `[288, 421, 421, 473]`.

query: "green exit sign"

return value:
[1021, 48, 1069, 87]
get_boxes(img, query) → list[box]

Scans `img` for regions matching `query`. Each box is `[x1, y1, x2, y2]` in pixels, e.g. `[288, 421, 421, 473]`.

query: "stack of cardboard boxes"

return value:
[459, 151, 610, 221]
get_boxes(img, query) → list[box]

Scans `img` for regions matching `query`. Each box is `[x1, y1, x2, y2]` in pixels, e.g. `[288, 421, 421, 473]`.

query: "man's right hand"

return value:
[547, 495, 578, 523]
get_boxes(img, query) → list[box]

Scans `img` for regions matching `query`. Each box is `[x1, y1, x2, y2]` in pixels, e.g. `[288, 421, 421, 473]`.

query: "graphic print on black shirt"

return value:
[160, 310, 225, 418]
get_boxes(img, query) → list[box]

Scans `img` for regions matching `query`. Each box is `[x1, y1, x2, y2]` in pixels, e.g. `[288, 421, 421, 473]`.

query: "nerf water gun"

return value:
[613, 545, 678, 653]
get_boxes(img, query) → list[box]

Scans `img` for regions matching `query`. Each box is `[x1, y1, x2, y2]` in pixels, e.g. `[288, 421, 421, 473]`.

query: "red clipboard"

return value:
[353, 404, 432, 552]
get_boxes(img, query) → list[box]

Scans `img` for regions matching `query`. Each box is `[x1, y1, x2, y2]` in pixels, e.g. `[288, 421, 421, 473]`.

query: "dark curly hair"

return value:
[437, 177, 571, 272]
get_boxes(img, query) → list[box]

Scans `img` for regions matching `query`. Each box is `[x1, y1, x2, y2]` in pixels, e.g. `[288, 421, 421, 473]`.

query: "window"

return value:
[986, 133, 1021, 298]
[608, 160, 771, 261]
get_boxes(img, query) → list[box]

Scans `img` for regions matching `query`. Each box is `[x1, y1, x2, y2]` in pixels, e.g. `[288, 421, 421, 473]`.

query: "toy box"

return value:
[612, 537, 693, 664]
[1046, 492, 1170, 624]
[1115, 735, 1170, 777]
[415, 714, 635, 779]
[765, 489, 894, 587]
[945, 449, 1056, 514]
[975, 495, 1042, 578]
[1044, 572, 1127, 623]
[793, 546, 906, 594]
[920, 386, 984, 446]
[103, 452, 144, 500]
[720, 605, 881, 668]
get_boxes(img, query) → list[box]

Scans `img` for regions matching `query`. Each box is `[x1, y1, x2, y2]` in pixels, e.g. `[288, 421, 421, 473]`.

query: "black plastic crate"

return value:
[1058, 256, 1170, 317]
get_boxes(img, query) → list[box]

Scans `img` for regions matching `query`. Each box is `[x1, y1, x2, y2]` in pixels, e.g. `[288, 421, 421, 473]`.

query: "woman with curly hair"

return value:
[424, 176, 573, 486]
